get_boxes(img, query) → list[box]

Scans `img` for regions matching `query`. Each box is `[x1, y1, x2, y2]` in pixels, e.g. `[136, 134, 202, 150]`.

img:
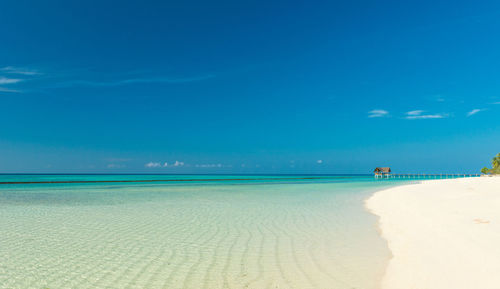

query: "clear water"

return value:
[0, 175, 407, 289]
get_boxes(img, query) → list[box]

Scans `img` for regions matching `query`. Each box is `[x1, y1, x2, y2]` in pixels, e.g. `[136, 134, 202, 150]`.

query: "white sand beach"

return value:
[366, 177, 500, 289]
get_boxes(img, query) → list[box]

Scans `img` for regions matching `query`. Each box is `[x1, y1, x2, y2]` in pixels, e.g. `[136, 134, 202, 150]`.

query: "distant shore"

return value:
[366, 177, 500, 289]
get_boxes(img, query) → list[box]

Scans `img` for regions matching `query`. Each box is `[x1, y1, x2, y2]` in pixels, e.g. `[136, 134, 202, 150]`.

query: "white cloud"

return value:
[0, 67, 40, 93]
[317, 160, 323, 164]
[492, 102, 500, 105]
[0, 77, 22, 84]
[406, 110, 424, 116]
[406, 114, 446, 119]
[368, 109, 389, 118]
[145, 162, 162, 168]
[0, 66, 40, 76]
[145, 160, 184, 168]
[466, 109, 483, 117]
[0, 67, 214, 93]
[405, 110, 447, 119]
[0, 76, 23, 93]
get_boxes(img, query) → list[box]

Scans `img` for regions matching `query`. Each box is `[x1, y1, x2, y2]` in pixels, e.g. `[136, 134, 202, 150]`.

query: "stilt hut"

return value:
[374, 167, 391, 178]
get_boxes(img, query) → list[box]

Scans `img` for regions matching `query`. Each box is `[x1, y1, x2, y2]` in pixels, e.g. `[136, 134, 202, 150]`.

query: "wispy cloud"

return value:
[1, 65, 215, 93]
[0, 77, 23, 84]
[0, 67, 40, 93]
[405, 110, 447, 119]
[466, 109, 483, 117]
[407, 114, 445, 119]
[0, 76, 24, 93]
[0, 66, 40, 76]
[317, 160, 323, 164]
[406, 110, 424, 116]
[493, 102, 500, 105]
[368, 109, 389, 118]
[51, 74, 215, 88]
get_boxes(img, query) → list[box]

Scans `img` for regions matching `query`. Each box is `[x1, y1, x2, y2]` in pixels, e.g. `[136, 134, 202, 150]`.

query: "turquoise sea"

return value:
[0, 175, 407, 289]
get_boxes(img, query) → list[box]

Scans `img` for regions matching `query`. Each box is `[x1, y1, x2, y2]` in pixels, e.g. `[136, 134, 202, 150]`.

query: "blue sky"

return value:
[0, 0, 499, 174]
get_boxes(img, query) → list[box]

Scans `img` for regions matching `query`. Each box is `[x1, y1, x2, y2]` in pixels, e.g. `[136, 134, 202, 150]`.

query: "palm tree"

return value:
[493, 153, 500, 169]
[481, 153, 500, 174]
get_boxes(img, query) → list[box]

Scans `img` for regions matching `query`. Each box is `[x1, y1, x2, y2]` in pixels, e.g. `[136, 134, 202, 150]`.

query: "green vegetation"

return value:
[481, 153, 500, 175]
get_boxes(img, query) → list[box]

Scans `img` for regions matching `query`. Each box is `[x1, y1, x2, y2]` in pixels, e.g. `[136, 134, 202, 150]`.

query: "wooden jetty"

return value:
[375, 173, 481, 179]
[374, 167, 480, 179]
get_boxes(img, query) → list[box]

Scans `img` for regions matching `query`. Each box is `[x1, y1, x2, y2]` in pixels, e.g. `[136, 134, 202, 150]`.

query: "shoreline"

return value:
[366, 177, 500, 289]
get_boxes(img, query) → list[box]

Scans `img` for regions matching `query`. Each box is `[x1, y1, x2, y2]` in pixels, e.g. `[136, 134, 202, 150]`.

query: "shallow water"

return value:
[0, 175, 403, 289]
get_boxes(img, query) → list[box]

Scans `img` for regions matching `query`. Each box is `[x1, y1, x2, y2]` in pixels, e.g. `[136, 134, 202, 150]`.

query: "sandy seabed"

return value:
[366, 177, 500, 289]
[0, 181, 389, 289]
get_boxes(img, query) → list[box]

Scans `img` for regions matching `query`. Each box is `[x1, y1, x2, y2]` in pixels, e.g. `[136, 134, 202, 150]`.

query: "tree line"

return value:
[481, 153, 500, 175]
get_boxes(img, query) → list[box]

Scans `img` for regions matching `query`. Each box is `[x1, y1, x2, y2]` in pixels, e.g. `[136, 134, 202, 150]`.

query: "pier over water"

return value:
[375, 173, 481, 179]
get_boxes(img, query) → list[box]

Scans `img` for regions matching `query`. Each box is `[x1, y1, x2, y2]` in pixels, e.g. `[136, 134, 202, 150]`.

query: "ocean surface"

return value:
[0, 175, 407, 289]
